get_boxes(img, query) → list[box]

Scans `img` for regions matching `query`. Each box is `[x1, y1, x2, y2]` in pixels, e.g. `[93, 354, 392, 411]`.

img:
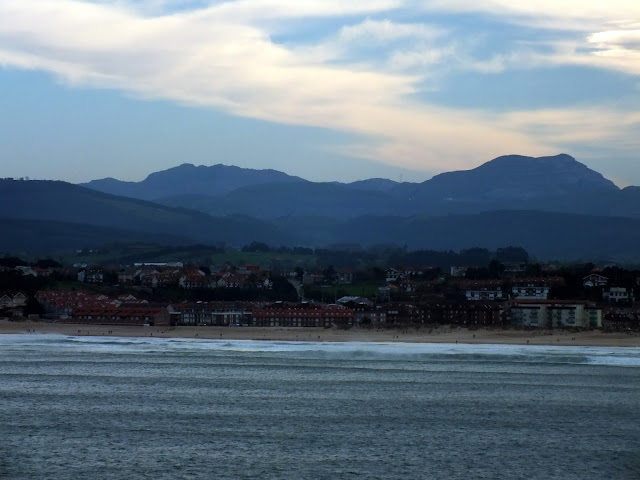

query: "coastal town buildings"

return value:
[251, 302, 354, 327]
[173, 302, 257, 326]
[3, 256, 637, 333]
[69, 306, 172, 326]
[509, 300, 600, 328]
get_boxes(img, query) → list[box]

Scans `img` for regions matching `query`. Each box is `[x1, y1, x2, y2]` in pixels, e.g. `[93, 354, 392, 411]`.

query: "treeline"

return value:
[0, 257, 63, 269]
[240, 242, 529, 269]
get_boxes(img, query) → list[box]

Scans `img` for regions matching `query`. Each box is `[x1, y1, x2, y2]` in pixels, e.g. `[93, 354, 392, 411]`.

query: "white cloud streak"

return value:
[0, 0, 638, 175]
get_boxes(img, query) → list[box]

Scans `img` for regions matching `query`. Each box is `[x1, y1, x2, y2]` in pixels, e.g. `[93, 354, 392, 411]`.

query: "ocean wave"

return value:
[2, 333, 639, 366]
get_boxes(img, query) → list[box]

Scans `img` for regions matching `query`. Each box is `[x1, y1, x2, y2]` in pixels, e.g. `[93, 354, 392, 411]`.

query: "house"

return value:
[216, 272, 249, 289]
[385, 268, 403, 282]
[15, 266, 38, 277]
[179, 268, 208, 289]
[1, 292, 27, 309]
[117, 268, 138, 285]
[511, 283, 549, 300]
[583, 274, 608, 287]
[603, 287, 634, 303]
[377, 284, 398, 301]
[402, 266, 425, 278]
[450, 266, 469, 278]
[398, 279, 420, 294]
[0, 294, 11, 309]
[78, 269, 104, 284]
[336, 267, 353, 284]
[237, 264, 261, 275]
[12, 292, 27, 307]
[466, 287, 503, 301]
[336, 296, 374, 307]
[503, 262, 528, 274]
[33, 267, 57, 277]
[117, 294, 138, 302]
[510, 277, 565, 300]
[302, 273, 324, 286]
[456, 279, 504, 301]
[138, 267, 182, 288]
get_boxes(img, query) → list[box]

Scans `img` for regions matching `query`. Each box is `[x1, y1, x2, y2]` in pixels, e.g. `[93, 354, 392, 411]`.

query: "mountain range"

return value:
[81, 154, 635, 219]
[3, 153, 640, 261]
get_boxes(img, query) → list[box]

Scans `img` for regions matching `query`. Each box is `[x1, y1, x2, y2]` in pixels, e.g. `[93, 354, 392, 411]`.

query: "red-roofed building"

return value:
[251, 302, 354, 327]
[67, 306, 171, 326]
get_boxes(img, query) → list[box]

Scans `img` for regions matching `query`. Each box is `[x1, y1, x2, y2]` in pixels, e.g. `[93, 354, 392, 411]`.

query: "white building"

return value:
[511, 284, 549, 300]
[603, 287, 634, 303]
[510, 301, 598, 328]
[450, 266, 468, 278]
[466, 288, 503, 301]
[583, 274, 608, 287]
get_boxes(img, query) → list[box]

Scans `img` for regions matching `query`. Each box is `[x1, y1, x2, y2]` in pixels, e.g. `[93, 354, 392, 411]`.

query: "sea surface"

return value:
[1, 334, 639, 480]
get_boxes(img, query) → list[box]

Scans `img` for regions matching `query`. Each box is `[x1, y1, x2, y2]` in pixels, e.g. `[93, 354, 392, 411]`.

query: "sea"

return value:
[1, 335, 639, 480]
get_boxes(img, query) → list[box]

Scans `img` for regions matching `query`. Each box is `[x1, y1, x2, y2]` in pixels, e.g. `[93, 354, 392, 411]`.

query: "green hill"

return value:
[0, 179, 289, 247]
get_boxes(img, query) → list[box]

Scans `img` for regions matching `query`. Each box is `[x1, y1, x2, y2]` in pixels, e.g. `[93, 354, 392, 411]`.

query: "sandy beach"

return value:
[1, 319, 639, 347]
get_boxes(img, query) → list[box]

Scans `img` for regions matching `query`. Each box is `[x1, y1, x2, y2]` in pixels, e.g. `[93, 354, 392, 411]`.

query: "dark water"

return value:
[1, 335, 640, 479]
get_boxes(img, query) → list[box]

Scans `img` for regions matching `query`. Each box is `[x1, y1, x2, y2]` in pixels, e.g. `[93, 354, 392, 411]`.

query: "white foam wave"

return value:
[1, 334, 639, 367]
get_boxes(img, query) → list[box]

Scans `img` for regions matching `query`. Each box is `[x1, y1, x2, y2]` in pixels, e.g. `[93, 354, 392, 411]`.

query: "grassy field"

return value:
[58, 243, 318, 270]
[302, 282, 381, 301]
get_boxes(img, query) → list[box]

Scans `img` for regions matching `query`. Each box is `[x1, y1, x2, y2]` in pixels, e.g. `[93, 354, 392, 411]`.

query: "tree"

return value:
[35, 258, 63, 268]
[488, 260, 505, 277]
[241, 241, 271, 253]
[25, 297, 46, 316]
[270, 277, 298, 301]
[0, 257, 27, 268]
[322, 265, 336, 284]
[495, 246, 529, 263]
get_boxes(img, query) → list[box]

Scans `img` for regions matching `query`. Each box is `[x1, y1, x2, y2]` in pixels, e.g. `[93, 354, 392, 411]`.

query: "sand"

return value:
[1, 319, 639, 347]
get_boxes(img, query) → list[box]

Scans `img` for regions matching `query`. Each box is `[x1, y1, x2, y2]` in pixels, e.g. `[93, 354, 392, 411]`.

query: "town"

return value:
[2, 244, 639, 333]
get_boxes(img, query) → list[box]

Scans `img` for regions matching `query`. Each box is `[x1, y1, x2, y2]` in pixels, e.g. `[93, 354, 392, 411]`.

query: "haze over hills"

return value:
[4, 153, 640, 260]
[272, 211, 640, 260]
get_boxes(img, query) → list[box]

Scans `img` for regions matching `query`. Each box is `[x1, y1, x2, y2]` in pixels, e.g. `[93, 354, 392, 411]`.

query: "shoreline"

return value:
[1, 319, 640, 347]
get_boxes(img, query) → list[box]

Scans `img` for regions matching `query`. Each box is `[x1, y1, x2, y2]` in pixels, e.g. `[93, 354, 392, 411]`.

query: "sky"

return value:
[0, 0, 639, 185]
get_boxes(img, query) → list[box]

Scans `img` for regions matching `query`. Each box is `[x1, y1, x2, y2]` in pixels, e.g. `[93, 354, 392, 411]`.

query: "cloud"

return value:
[418, 1, 640, 77]
[0, 0, 638, 176]
[421, 1, 640, 32]
[503, 108, 640, 146]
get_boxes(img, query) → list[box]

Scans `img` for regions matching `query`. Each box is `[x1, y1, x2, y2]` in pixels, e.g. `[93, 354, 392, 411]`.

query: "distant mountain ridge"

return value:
[81, 154, 630, 220]
[82, 163, 306, 201]
[404, 153, 618, 202]
[3, 173, 640, 260]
